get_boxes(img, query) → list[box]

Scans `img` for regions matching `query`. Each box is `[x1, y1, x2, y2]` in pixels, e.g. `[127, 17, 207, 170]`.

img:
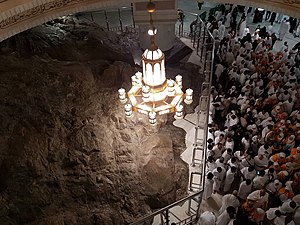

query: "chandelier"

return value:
[118, 0, 193, 125]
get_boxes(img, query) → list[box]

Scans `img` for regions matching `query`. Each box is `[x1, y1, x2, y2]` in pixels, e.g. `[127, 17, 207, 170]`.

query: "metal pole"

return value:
[180, 21, 183, 37]
[186, 198, 192, 215]
[131, 3, 136, 28]
[104, 10, 109, 31]
[90, 12, 94, 22]
[197, 37, 200, 55]
[118, 8, 123, 32]
[165, 209, 170, 225]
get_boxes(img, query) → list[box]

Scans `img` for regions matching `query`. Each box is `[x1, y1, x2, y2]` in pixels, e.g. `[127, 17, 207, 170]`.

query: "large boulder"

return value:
[0, 20, 188, 225]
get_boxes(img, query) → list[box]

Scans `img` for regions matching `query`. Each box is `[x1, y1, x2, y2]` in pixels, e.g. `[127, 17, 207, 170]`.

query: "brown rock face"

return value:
[0, 19, 188, 225]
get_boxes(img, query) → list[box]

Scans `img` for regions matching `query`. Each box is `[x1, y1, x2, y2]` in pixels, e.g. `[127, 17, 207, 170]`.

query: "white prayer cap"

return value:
[286, 120, 291, 124]
[274, 179, 280, 185]
[296, 123, 300, 128]
[280, 120, 285, 124]
[297, 146, 300, 151]
[279, 152, 286, 158]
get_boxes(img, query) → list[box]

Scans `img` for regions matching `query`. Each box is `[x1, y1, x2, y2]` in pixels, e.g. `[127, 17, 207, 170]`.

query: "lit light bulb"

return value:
[142, 85, 150, 100]
[124, 103, 133, 117]
[174, 104, 184, 119]
[148, 111, 156, 125]
[131, 75, 137, 86]
[118, 88, 127, 103]
[175, 75, 182, 88]
[184, 88, 193, 104]
[167, 79, 175, 96]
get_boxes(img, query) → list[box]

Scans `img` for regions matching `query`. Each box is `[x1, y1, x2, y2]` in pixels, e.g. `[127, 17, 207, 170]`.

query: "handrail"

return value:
[130, 190, 203, 225]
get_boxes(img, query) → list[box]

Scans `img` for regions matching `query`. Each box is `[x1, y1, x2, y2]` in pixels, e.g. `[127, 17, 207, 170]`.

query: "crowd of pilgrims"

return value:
[196, 4, 300, 225]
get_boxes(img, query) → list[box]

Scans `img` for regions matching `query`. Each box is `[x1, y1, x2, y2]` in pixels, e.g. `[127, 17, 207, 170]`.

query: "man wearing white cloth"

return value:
[213, 167, 226, 193]
[278, 18, 290, 41]
[241, 165, 256, 181]
[223, 166, 237, 193]
[279, 200, 297, 214]
[247, 188, 269, 209]
[203, 172, 214, 200]
[216, 206, 236, 225]
[219, 191, 240, 214]
[198, 211, 216, 225]
[237, 179, 252, 201]
[266, 208, 286, 225]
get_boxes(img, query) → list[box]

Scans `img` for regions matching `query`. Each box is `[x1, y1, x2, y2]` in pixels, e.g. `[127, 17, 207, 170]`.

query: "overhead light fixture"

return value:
[118, 0, 193, 125]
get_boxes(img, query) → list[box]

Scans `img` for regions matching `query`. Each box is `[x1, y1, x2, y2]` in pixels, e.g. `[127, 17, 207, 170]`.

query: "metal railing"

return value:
[76, 4, 136, 32]
[130, 191, 203, 225]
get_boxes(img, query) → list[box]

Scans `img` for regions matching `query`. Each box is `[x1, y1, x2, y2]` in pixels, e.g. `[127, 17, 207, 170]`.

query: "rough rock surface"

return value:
[0, 18, 195, 225]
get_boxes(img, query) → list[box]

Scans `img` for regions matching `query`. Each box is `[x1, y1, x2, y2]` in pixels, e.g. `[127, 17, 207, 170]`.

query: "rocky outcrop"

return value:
[0, 18, 189, 225]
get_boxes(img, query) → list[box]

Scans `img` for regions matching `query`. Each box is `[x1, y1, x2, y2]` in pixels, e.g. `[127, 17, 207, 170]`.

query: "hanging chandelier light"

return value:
[118, 0, 193, 125]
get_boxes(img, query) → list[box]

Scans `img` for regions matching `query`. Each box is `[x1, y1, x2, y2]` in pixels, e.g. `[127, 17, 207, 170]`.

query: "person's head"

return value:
[269, 168, 275, 174]
[260, 188, 266, 196]
[289, 201, 297, 209]
[231, 166, 237, 172]
[207, 138, 214, 144]
[246, 179, 251, 185]
[275, 210, 282, 217]
[258, 170, 265, 177]
[248, 165, 255, 172]
[247, 200, 254, 208]
[231, 157, 237, 164]
[227, 148, 233, 154]
[274, 179, 280, 186]
[207, 156, 215, 162]
[217, 167, 222, 173]
[219, 157, 224, 163]
[226, 206, 236, 215]
[207, 172, 214, 180]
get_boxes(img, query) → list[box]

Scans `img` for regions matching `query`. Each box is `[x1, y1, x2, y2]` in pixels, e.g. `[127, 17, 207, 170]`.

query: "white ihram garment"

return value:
[203, 178, 214, 200]
[219, 194, 240, 214]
